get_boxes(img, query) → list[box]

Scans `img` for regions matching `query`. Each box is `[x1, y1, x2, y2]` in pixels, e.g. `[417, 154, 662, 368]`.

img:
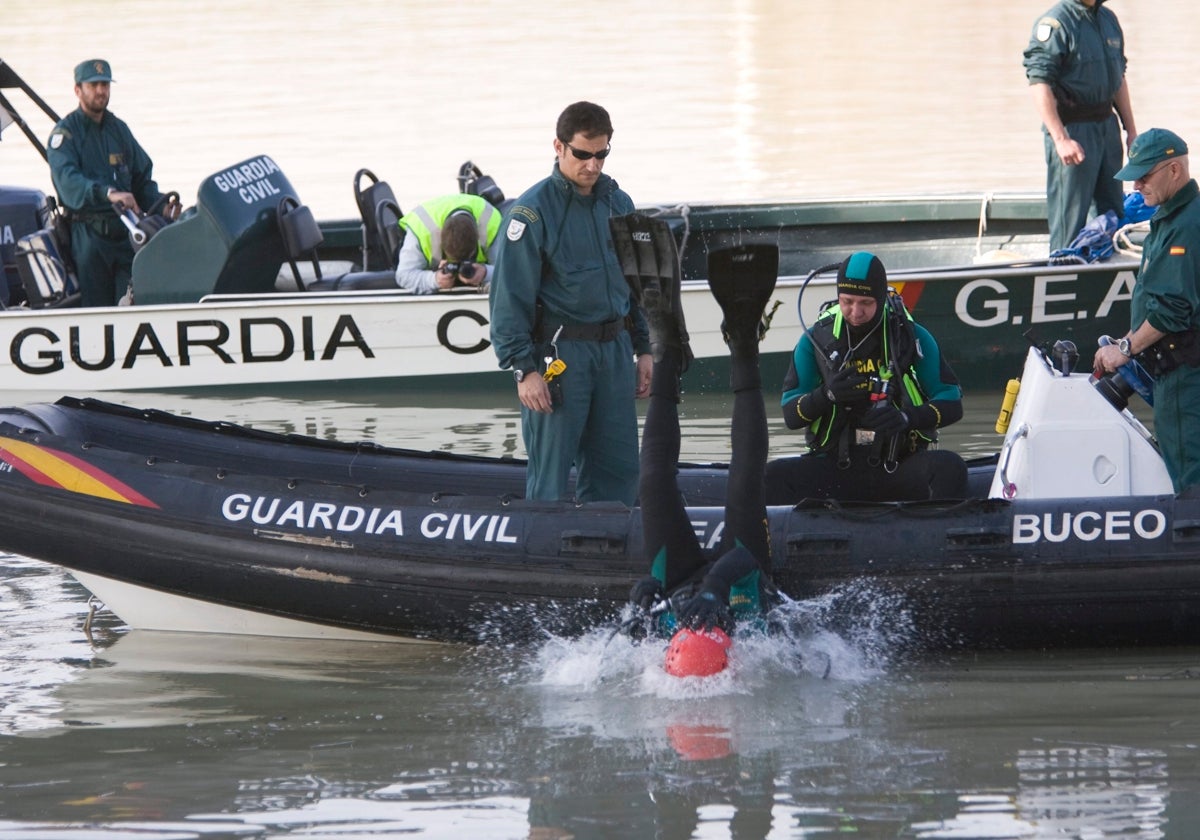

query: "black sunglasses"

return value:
[565, 142, 611, 161]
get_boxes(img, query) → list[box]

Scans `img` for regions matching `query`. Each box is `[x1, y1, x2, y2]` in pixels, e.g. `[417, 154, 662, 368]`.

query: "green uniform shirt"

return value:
[1023, 0, 1127, 111]
[47, 107, 163, 215]
[1132, 179, 1200, 335]
[488, 163, 649, 373]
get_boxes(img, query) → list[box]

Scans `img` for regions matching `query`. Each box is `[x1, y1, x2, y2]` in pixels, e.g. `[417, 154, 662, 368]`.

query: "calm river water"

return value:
[3, 2, 1200, 837]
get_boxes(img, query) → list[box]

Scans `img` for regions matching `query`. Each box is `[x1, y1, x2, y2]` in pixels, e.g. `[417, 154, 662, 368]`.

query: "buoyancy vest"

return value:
[398, 194, 501, 265]
[806, 293, 936, 465]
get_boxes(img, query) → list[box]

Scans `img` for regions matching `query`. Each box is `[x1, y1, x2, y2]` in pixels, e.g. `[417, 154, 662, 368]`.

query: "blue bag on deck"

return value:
[1049, 210, 1119, 266]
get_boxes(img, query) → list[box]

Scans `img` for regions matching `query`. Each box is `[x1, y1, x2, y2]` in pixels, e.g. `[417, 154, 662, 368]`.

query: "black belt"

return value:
[539, 316, 628, 343]
[1056, 100, 1114, 124]
[72, 211, 126, 241]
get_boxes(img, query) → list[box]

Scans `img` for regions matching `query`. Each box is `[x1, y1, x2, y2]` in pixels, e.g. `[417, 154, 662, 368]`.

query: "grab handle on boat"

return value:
[996, 423, 1029, 499]
[117, 205, 148, 245]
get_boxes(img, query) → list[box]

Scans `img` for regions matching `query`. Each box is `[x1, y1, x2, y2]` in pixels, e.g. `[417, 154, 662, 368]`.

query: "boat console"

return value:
[132, 155, 300, 304]
[990, 345, 1172, 500]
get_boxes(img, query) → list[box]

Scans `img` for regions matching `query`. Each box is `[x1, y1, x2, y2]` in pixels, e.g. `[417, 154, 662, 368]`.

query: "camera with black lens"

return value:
[442, 260, 476, 281]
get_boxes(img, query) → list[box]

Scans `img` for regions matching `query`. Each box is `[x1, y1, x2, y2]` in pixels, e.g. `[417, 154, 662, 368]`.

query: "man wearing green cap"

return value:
[764, 252, 967, 504]
[46, 59, 178, 307]
[1023, 0, 1137, 253]
[1094, 128, 1200, 493]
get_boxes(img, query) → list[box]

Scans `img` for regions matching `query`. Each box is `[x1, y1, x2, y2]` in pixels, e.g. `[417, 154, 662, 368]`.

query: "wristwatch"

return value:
[513, 367, 535, 384]
[1118, 337, 1132, 357]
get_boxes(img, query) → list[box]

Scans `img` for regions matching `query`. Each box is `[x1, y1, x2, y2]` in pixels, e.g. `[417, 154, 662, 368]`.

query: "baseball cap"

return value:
[1115, 128, 1188, 181]
[74, 59, 113, 84]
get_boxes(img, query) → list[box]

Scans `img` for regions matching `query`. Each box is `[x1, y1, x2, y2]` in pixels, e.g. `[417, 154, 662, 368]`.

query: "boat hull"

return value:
[0, 397, 1195, 649]
[0, 255, 1136, 394]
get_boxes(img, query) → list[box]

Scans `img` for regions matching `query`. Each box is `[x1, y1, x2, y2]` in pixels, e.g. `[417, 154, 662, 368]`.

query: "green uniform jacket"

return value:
[1132, 179, 1200, 493]
[47, 107, 164, 216]
[1023, 0, 1126, 113]
[1132, 179, 1200, 335]
[489, 163, 649, 373]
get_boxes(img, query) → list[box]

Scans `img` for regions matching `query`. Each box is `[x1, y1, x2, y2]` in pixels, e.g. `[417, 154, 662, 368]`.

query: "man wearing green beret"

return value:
[1094, 128, 1200, 493]
[46, 59, 178, 307]
[1023, 0, 1137, 253]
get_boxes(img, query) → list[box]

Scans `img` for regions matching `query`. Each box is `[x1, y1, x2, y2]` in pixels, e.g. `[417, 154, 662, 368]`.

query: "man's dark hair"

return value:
[556, 101, 613, 143]
[442, 210, 479, 262]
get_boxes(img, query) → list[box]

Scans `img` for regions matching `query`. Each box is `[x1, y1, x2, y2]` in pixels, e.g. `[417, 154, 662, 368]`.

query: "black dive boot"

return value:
[609, 213, 693, 368]
[707, 244, 780, 358]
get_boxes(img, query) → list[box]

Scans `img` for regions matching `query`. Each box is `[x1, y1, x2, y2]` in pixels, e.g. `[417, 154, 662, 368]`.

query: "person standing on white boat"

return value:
[394, 194, 501, 294]
[489, 102, 651, 505]
[1094, 129, 1200, 494]
[1023, 0, 1137, 253]
[764, 252, 968, 503]
[46, 59, 179, 307]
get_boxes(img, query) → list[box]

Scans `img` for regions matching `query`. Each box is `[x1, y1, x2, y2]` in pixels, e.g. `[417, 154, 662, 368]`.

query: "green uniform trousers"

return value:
[71, 223, 134, 307]
[521, 333, 639, 505]
[1044, 115, 1125, 252]
[1153, 365, 1200, 494]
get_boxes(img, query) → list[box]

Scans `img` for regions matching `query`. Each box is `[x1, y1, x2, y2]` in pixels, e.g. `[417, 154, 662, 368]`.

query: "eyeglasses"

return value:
[1137, 160, 1175, 182]
[565, 142, 611, 161]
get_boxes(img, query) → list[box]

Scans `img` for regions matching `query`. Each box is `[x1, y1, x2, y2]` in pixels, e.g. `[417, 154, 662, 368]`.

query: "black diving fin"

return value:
[706, 243, 780, 347]
[609, 213, 690, 362]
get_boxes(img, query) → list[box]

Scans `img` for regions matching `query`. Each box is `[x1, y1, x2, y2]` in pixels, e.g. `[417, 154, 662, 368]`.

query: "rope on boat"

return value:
[975, 192, 993, 261]
[1113, 220, 1150, 257]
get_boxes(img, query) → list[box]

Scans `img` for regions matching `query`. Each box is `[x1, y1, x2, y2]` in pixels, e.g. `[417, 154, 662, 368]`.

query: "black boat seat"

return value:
[375, 198, 403, 268]
[306, 270, 399, 292]
[354, 168, 402, 271]
[278, 196, 324, 290]
[457, 160, 510, 209]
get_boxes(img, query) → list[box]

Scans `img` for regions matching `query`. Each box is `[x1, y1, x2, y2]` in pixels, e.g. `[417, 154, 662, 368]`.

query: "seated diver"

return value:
[763, 251, 968, 504]
[625, 241, 781, 676]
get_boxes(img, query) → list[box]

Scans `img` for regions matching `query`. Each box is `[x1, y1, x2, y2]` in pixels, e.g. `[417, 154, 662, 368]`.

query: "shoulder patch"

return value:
[47, 129, 68, 150]
[1035, 16, 1060, 42]
[506, 219, 527, 242]
[511, 205, 539, 224]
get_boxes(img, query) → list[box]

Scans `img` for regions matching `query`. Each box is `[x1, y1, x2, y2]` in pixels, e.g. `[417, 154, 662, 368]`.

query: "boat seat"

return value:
[306, 270, 399, 292]
[278, 196, 324, 291]
[375, 198, 403, 268]
[354, 168, 402, 271]
[458, 160, 513, 211]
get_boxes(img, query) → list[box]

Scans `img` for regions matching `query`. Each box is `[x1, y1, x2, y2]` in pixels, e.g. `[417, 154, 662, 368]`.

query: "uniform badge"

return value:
[49, 133, 63, 150]
[507, 219, 526, 241]
[1035, 17, 1059, 42]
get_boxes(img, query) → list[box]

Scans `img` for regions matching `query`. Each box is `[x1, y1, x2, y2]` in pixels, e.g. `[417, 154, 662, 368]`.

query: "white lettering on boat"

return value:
[1012, 509, 1167, 544]
[222, 493, 404, 536]
[420, 512, 518, 544]
[1, 225, 13, 246]
[10, 314, 375, 375]
[955, 271, 1135, 329]
[212, 156, 284, 205]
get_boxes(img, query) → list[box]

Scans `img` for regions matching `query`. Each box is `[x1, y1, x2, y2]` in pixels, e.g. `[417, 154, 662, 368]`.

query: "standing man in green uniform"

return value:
[1023, 0, 1137, 253]
[47, 59, 178, 307]
[1094, 129, 1200, 494]
[489, 101, 651, 504]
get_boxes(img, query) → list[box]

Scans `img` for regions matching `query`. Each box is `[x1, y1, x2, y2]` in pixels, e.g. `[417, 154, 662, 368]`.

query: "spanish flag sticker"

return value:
[1170, 246, 1187, 255]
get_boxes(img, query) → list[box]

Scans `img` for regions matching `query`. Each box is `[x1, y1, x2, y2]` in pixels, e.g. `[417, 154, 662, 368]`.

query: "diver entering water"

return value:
[610, 213, 778, 677]
[765, 251, 968, 504]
